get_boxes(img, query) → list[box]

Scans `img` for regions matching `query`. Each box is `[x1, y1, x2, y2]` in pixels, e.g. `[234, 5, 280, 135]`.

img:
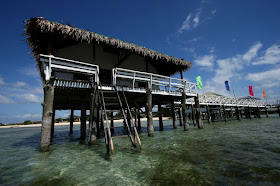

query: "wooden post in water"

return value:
[70, 109, 74, 134]
[171, 99, 177, 129]
[206, 105, 211, 124]
[146, 82, 154, 137]
[223, 105, 228, 122]
[137, 108, 142, 132]
[265, 107, 268, 117]
[181, 89, 189, 131]
[178, 107, 183, 127]
[80, 100, 87, 140]
[191, 103, 196, 126]
[236, 107, 241, 121]
[248, 106, 252, 119]
[158, 104, 163, 131]
[257, 107, 261, 118]
[88, 85, 98, 144]
[194, 96, 203, 129]
[51, 108, 55, 140]
[110, 111, 114, 133]
[278, 106, 280, 117]
[40, 79, 54, 152]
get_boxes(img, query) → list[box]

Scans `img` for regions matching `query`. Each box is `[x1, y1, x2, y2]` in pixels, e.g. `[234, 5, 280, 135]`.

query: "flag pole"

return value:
[233, 88, 236, 98]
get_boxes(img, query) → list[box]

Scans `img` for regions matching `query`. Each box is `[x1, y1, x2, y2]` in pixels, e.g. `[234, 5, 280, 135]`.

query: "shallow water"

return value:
[0, 116, 280, 185]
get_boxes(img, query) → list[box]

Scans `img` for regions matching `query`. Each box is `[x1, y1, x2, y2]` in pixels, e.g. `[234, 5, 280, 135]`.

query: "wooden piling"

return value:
[171, 100, 177, 129]
[88, 85, 98, 144]
[191, 104, 196, 126]
[236, 107, 241, 121]
[278, 106, 280, 117]
[110, 111, 114, 133]
[206, 105, 211, 124]
[51, 109, 55, 139]
[70, 109, 74, 134]
[158, 104, 163, 131]
[178, 107, 183, 127]
[265, 107, 268, 117]
[137, 109, 142, 132]
[181, 90, 189, 131]
[223, 105, 228, 122]
[40, 80, 54, 152]
[146, 82, 154, 137]
[194, 96, 203, 129]
[248, 107, 252, 119]
[257, 107, 261, 118]
[80, 100, 87, 140]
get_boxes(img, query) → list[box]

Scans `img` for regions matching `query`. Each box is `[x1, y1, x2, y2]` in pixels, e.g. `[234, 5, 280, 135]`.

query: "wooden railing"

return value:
[112, 68, 198, 95]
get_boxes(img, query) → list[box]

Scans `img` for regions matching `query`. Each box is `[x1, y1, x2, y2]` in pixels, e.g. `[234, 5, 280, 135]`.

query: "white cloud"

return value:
[252, 44, 280, 65]
[232, 38, 237, 43]
[211, 9, 217, 14]
[208, 46, 215, 53]
[245, 67, 280, 87]
[12, 94, 42, 103]
[193, 14, 200, 28]
[178, 9, 201, 33]
[20, 65, 40, 78]
[14, 81, 27, 88]
[0, 95, 14, 104]
[188, 37, 201, 43]
[194, 55, 215, 70]
[242, 42, 262, 62]
[0, 77, 5, 85]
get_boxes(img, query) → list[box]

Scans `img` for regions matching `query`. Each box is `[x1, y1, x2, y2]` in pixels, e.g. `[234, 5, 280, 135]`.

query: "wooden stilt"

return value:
[236, 107, 241, 121]
[181, 90, 189, 131]
[70, 109, 74, 134]
[110, 111, 114, 133]
[51, 109, 55, 139]
[171, 100, 177, 129]
[146, 82, 154, 137]
[248, 107, 252, 119]
[194, 96, 203, 129]
[223, 105, 228, 122]
[88, 85, 98, 144]
[257, 107, 261, 118]
[178, 107, 183, 127]
[191, 103, 196, 126]
[265, 107, 268, 117]
[80, 100, 87, 140]
[206, 105, 211, 124]
[278, 106, 280, 117]
[40, 80, 54, 152]
[96, 105, 100, 136]
[158, 104, 163, 131]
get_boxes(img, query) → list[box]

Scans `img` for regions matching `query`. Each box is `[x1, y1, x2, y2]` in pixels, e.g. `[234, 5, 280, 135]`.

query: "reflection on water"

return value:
[0, 116, 280, 185]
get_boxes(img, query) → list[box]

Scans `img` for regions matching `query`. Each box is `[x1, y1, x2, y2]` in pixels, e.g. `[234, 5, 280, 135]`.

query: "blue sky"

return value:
[0, 0, 280, 123]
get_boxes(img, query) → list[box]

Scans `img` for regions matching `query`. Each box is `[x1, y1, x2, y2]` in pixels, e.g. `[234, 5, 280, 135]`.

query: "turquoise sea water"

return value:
[0, 116, 280, 185]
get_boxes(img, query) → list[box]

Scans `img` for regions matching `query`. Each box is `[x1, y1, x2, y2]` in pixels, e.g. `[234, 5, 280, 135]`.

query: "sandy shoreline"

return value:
[0, 117, 170, 128]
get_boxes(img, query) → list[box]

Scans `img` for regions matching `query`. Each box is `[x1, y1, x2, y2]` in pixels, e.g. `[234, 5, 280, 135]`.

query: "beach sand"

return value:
[0, 117, 170, 128]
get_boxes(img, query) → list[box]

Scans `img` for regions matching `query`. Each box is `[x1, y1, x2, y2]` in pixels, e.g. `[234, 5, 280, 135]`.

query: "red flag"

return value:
[249, 86, 254, 96]
[263, 90, 266, 98]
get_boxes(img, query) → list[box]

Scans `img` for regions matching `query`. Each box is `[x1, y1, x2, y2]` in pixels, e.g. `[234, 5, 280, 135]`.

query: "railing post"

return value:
[169, 78, 171, 93]
[132, 72, 135, 90]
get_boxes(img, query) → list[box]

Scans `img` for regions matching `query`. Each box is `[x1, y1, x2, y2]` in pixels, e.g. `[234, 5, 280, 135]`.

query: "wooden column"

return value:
[146, 82, 154, 137]
[278, 106, 280, 117]
[70, 109, 74, 134]
[191, 104, 196, 126]
[80, 100, 87, 140]
[88, 86, 98, 144]
[181, 90, 189, 131]
[137, 109, 142, 132]
[194, 96, 203, 129]
[265, 107, 268, 117]
[206, 105, 211, 124]
[96, 105, 100, 136]
[236, 107, 241, 121]
[178, 107, 183, 127]
[127, 108, 132, 132]
[40, 80, 54, 152]
[223, 105, 228, 122]
[171, 100, 177, 129]
[51, 109, 55, 139]
[248, 107, 252, 119]
[110, 111, 114, 133]
[257, 107, 261, 118]
[158, 104, 163, 131]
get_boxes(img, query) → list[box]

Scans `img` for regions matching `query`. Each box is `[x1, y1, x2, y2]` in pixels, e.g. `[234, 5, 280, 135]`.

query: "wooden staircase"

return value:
[97, 84, 142, 154]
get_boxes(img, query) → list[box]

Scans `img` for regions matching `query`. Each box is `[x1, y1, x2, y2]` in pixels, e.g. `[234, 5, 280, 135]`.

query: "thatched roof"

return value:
[24, 17, 192, 75]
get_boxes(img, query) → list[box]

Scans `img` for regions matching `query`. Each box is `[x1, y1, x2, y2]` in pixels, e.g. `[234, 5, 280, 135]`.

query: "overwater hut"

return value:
[24, 17, 201, 153]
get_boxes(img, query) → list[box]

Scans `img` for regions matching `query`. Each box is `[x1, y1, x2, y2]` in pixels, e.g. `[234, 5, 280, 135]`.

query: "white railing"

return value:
[112, 67, 198, 95]
[39, 54, 99, 82]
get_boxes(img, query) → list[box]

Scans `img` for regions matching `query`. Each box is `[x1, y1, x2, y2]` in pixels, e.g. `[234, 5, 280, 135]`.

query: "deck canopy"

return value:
[24, 17, 192, 76]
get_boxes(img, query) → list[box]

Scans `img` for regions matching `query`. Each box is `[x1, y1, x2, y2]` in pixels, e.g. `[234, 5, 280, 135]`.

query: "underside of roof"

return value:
[24, 17, 192, 76]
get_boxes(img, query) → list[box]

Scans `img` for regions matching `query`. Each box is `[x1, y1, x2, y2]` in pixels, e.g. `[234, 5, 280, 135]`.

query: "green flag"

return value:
[196, 75, 203, 89]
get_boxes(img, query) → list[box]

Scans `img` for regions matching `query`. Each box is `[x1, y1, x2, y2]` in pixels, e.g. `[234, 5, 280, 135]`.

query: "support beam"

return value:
[181, 90, 189, 131]
[257, 107, 261, 118]
[171, 100, 177, 129]
[248, 107, 252, 119]
[194, 96, 203, 129]
[278, 106, 280, 117]
[88, 85, 98, 144]
[206, 105, 211, 124]
[146, 82, 154, 137]
[110, 111, 114, 133]
[265, 107, 268, 117]
[40, 80, 54, 152]
[178, 107, 183, 127]
[236, 107, 241, 121]
[158, 104, 163, 131]
[191, 104, 196, 126]
[137, 109, 142, 132]
[51, 109, 55, 140]
[70, 109, 74, 134]
[80, 100, 87, 140]
[223, 105, 228, 122]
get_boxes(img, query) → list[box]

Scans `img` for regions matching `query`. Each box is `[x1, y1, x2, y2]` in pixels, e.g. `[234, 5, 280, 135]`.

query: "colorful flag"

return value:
[263, 90, 266, 98]
[249, 85, 254, 96]
[225, 81, 230, 91]
[196, 75, 203, 89]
